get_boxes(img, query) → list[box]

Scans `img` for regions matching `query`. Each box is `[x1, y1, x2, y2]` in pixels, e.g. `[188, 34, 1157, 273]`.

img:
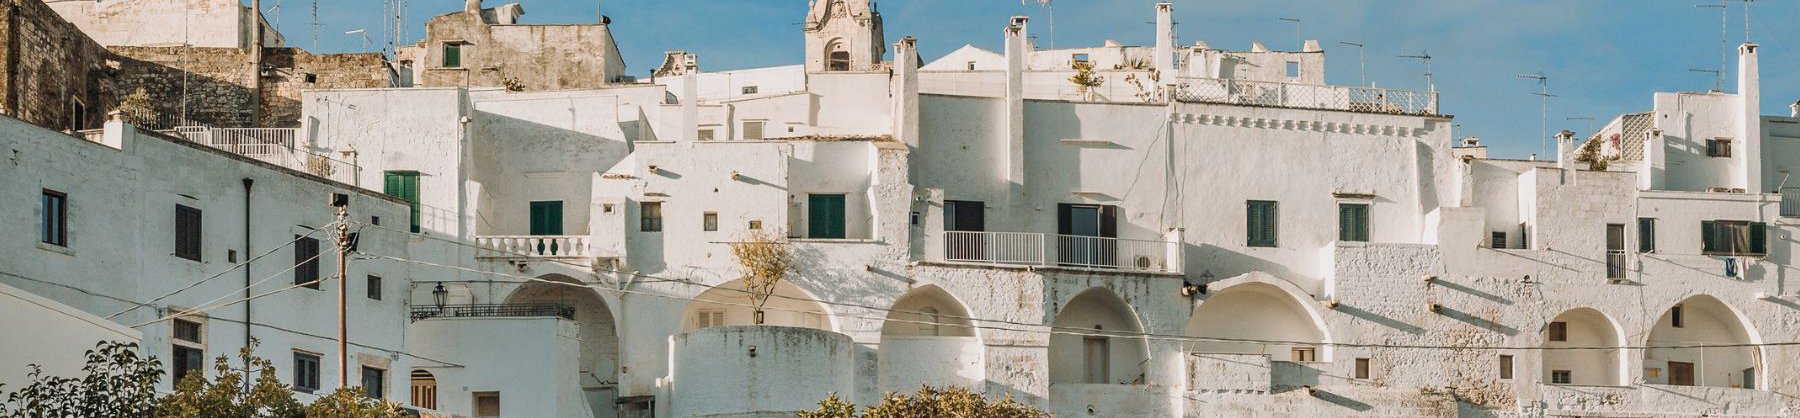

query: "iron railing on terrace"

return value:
[1606, 250, 1629, 280]
[1782, 188, 1800, 217]
[1174, 78, 1440, 116]
[474, 235, 597, 258]
[168, 126, 360, 186]
[942, 231, 1181, 273]
[410, 303, 576, 322]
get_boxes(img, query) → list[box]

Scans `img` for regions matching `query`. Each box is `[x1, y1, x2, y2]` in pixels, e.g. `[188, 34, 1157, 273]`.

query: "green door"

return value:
[530, 201, 564, 235]
[808, 194, 846, 239]
[382, 172, 421, 233]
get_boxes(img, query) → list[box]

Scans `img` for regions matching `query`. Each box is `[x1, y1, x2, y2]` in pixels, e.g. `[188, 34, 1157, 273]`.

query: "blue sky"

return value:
[283, 0, 1799, 159]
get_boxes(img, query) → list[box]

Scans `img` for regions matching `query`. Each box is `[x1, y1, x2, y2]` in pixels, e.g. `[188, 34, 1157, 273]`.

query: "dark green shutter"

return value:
[444, 44, 461, 68]
[1338, 204, 1369, 242]
[808, 194, 846, 239]
[1249, 201, 1277, 247]
[530, 201, 564, 235]
[1751, 222, 1768, 255]
[1701, 221, 1718, 253]
[383, 172, 421, 233]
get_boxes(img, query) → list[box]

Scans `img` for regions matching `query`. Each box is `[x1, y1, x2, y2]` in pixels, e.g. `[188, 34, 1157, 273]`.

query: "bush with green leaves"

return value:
[799, 386, 1049, 418]
[0, 341, 161, 418]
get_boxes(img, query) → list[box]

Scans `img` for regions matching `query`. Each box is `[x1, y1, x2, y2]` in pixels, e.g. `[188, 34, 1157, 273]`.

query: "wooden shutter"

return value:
[808, 194, 846, 239]
[1099, 205, 1118, 238]
[1638, 218, 1655, 252]
[295, 235, 320, 288]
[530, 201, 563, 235]
[1057, 204, 1073, 235]
[1248, 201, 1277, 247]
[1750, 222, 1768, 255]
[384, 172, 421, 233]
[1701, 221, 1718, 253]
[175, 205, 202, 261]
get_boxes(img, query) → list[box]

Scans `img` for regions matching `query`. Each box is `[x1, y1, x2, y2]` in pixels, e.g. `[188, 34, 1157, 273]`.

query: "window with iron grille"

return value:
[175, 205, 202, 261]
[1490, 231, 1508, 249]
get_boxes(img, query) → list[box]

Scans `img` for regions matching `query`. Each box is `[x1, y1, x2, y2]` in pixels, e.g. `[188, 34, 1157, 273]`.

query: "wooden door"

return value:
[1669, 361, 1696, 386]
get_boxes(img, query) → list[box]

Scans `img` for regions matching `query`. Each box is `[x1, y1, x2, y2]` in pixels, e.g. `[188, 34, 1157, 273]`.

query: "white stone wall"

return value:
[0, 281, 141, 389]
[47, 0, 282, 48]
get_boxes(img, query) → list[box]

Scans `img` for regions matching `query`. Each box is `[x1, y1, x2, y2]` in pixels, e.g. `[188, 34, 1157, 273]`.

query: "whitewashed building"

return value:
[8, 1, 1800, 417]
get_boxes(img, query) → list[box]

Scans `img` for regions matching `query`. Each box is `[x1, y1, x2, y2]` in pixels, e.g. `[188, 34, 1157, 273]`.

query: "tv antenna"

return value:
[1566, 116, 1595, 137]
[1698, 2, 1726, 91]
[1741, 0, 1755, 43]
[1398, 50, 1434, 91]
[1690, 68, 1723, 91]
[1340, 42, 1367, 87]
[1279, 18, 1302, 47]
[1518, 72, 1556, 158]
[345, 29, 372, 53]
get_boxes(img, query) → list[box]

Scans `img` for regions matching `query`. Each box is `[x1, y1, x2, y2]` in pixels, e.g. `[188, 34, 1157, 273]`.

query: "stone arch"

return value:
[1185, 281, 1331, 362]
[1541, 308, 1625, 386]
[680, 279, 834, 332]
[1645, 294, 1763, 389]
[825, 39, 851, 71]
[877, 285, 984, 392]
[1050, 287, 1150, 385]
[502, 275, 621, 390]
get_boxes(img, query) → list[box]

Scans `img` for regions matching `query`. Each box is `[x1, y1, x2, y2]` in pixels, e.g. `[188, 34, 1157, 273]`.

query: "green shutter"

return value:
[1701, 221, 1718, 253]
[444, 44, 461, 68]
[383, 172, 421, 233]
[808, 194, 846, 239]
[530, 201, 564, 236]
[1338, 203, 1369, 242]
[1248, 201, 1277, 247]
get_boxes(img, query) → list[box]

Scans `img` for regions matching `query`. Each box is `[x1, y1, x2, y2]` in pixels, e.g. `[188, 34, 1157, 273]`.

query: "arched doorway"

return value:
[1050, 288, 1148, 385]
[1184, 282, 1328, 362]
[1541, 308, 1624, 385]
[878, 286, 982, 392]
[826, 40, 850, 71]
[503, 275, 620, 415]
[680, 279, 832, 332]
[1645, 295, 1762, 389]
[409, 370, 437, 410]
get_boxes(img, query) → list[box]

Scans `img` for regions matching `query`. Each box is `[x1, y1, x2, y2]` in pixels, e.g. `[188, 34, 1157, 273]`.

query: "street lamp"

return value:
[432, 283, 448, 310]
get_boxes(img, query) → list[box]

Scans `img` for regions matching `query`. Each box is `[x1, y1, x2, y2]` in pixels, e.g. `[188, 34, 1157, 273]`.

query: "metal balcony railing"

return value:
[940, 231, 1181, 273]
[1606, 250, 1629, 280]
[475, 235, 596, 258]
[167, 126, 359, 185]
[1782, 188, 1800, 217]
[410, 303, 576, 322]
[1174, 78, 1439, 116]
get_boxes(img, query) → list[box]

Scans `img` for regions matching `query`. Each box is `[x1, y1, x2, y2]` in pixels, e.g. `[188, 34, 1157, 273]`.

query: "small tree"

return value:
[799, 386, 1049, 418]
[0, 341, 162, 418]
[1068, 60, 1105, 99]
[304, 388, 408, 418]
[116, 88, 156, 127]
[1574, 136, 1610, 171]
[153, 340, 304, 418]
[730, 229, 793, 325]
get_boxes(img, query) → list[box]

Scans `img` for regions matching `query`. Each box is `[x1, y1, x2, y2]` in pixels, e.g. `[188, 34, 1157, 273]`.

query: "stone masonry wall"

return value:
[110, 45, 388, 128]
[0, 0, 112, 131]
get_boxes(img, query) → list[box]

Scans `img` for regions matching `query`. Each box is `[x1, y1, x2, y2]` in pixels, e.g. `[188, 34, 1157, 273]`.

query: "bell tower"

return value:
[803, 0, 885, 72]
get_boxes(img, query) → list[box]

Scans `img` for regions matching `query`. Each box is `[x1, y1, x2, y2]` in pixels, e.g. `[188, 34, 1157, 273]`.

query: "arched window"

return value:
[409, 370, 437, 410]
[826, 41, 851, 71]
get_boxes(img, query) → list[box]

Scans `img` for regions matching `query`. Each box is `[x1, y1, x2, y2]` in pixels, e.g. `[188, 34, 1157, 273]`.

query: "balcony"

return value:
[1173, 78, 1439, 116]
[941, 231, 1182, 273]
[410, 303, 575, 322]
[474, 235, 597, 259]
[167, 126, 360, 185]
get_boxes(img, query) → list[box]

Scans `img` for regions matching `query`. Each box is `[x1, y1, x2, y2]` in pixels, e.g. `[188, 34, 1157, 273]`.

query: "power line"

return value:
[106, 222, 338, 319]
[134, 251, 326, 328]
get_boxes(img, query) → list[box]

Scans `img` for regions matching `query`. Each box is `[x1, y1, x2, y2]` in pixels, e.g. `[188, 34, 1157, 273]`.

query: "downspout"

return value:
[242, 177, 254, 394]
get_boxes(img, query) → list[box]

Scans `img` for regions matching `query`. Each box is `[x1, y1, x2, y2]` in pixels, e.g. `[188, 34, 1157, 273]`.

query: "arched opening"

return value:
[409, 370, 437, 410]
[1050, 288, 1148, 385]
[826, 40, 851, 71]
[1541, 308, 1624, 386]
[680, 279, 832, 332]
[1184, 282, 1329, 362]
[502, 275, 621, 412]
[1646, 295, 1762, 389]
[878, 286, 983, 392]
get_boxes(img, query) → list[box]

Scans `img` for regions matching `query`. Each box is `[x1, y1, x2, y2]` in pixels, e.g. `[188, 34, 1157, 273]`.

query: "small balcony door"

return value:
[1058, 204, 1117, 267]
[808, 194, 846, 239]
[944, 200, 985, 260]
[530, 201, 563, 254]
[1606, 223, 1626, 279]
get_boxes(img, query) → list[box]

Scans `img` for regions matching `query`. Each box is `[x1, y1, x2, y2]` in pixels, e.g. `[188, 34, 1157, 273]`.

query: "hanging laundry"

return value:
[1725, 257, 1739, 278]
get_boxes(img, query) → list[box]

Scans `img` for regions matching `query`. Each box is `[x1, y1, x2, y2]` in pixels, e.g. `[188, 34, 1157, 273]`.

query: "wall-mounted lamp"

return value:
[432, 283, 448, 309]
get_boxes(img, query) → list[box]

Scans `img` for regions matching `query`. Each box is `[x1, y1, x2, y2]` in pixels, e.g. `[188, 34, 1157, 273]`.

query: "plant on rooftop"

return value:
[1574, 136, 1609, 171]
[731, 229, 793, 325]
[798, 386, 1049, 418]
[117, 88, 156, 128]
[1068, 60, 1105, 99]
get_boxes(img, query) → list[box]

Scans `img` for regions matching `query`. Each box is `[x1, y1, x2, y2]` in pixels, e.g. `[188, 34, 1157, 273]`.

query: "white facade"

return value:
[47, 0, 284, 48]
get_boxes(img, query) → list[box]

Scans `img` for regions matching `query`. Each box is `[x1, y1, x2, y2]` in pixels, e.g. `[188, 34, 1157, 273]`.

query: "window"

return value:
[1285, 61, 1301, 78]
[1354, 358, 1371, 379]
[171, 318, 204, 383]
[807, 194, 847, 239]
[743, 121, 766, 140]
[69, 99, 87, 131]
[303, 73, 317, 83]
[741, 86, 759, 95]
[1291, 347, 1316, 362]
[1247, 200, 1278, 247]
[293, 352, 321, 393]
[1498, 355, 1514, 379]
[1082, 336, 1109, 384]
[41, 190, 67, 246]
[295, 235, 321, 289]
[748, 220, 763, 230]
[640, 202, 663, 232]
[966, 61, 977, 71]
[1671, 304, 1685, 328]
[944, 200, 985, 232]
[828, 48, 851, 71]
[367, 275, 382, 300]
[703, 212, 718, 232]
[382, 172, 421, 233]
[410, 370, 438, 409]
[1706, 138, 1732, 157]
[442, 43, 462, 68]
[362, 367, 385, 399]
[697, 128, 716, 141]
[473, 392, 501, 417]
[1701, 220, 1767, 256]
[371, 216, 381, 226]
[1548, 321, 1568, 342]
[694, 310, 725, 329]
[1638, 218, 1656, 253]
[1551, 370, 1573, 384]
[175, 205, 202, 261]
[1072, 53, 1090, 64]
[1338, 203, 1369, 242]
[529, 201, 564, 235]
[1606, 223, 1627, 279]
[1490, 231, 1508, 249]
[1057, 204, 1119, 266]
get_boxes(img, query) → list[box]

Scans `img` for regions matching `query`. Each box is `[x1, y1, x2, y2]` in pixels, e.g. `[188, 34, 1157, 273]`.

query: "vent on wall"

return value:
[1490, 231, 1508, 249]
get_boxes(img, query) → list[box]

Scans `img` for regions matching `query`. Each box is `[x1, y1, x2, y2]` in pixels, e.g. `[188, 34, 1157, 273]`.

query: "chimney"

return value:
[893, 36, 920, 153]
[1790, 100, 1797, 118]
[1737, 43, 1762, 192]
[466, 0, 481, 14]
[1555, 130, 1574, 171]
[1004, 18, 1027, 184]
[1154, 3, 1174, 81]
[680, 52, 699, 142]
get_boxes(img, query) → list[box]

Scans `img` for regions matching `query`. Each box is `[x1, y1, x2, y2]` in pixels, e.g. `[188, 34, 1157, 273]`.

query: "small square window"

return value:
[1551, 370, 1573, 384]
[1290, 347, 1316, 362]
[173, 319, 202, 343]
[367, 275, 382, 301]
[371, 215, 381, 226]
[1707, 138, 1732, 157]
[741, 86, 759, 95]
[640, 202, 663, 232]
[1499, 355, 1514, 379]
[442, 43, 463, 68]
[303, 73, 318, 83]
[966, 61, 977, 71]
[698, 129, 716, 141]
[743, 121, 766, 140]
[1548, 321, 1567, 342]
[1285, 61, 1301, 78]
[1354, 358, 1371, 379]
[703, 212, 718, 232]
[1490, 231, 1508, 249]
[748, 220, 763, 230]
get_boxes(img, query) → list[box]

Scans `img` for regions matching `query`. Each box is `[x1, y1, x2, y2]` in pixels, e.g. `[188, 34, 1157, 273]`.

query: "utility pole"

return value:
[1339, 42, 1367, 87]
[1398, 51, 1435, 92]
[1519, 72, 1556, 158]
[331, 195, 350, 388]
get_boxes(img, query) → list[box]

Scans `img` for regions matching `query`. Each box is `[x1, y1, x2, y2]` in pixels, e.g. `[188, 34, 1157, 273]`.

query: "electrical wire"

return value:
[106, 222, 339, 319]
[133, 253, 325, 328]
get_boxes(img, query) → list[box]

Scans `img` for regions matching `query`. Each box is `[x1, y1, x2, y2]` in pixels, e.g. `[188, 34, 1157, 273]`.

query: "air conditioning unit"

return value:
[1135, 256, 1156, 270]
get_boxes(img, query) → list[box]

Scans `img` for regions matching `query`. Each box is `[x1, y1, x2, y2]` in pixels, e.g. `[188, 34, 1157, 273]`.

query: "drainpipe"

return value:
[241, 177, 254, 394]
